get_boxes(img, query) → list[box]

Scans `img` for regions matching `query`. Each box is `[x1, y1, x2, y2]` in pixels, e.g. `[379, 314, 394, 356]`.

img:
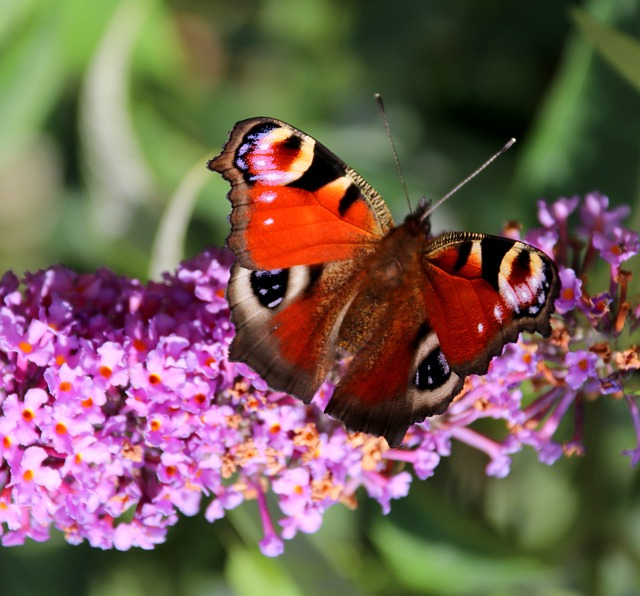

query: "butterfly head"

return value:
[405, 197, 433, 238]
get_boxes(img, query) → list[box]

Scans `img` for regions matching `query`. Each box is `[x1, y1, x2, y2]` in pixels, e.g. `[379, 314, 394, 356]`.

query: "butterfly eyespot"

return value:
[246, 122, 278, 142]
[499, 283, 519, 311]
[250, 269, 289, 309]
[235, 155, 248, 171]
[281, 134, 302, 151]
[516, 284, 534, 302]
[415, 347, 452, 391]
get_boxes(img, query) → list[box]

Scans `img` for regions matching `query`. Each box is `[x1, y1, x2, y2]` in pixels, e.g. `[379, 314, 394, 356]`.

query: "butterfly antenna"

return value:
[422, 137, 516, 221]
[375, 93, 413, 213]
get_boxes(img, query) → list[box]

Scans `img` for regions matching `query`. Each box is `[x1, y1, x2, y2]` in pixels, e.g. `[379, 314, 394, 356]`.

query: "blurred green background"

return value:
[1, 0, 640, 594]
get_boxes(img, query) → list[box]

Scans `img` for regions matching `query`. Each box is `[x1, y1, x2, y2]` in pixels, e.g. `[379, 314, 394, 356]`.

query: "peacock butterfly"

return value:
[208, 117, 560, 448]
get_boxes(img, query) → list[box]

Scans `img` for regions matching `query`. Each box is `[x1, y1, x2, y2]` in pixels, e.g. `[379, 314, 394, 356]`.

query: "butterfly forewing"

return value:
[208, 118, 394, 271]
[227, 260, 363, 402]
[422, 233, 559, 376]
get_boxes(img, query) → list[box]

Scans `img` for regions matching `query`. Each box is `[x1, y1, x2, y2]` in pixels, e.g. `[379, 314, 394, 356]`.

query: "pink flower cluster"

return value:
[0, 252, 412, 555]
[0, 192, 637, 556]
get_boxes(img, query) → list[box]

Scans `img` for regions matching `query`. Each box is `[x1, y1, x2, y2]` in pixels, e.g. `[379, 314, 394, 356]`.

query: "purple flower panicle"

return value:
[0, 191, 637, 555]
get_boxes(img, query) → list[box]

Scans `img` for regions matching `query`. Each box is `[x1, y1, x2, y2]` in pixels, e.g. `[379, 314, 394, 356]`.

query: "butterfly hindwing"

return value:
[327, 290, 463, 448]
[227, 260, 363, 401]
[208, 118, 394, 270]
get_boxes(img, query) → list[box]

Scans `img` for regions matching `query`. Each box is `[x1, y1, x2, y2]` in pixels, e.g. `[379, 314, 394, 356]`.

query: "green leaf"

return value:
[0, 6, 65, 166]
[571, 8, 640, 93]
[624, 370, 640, 396]
[149, 155, 212, 279]
[226, 545, 303, 596]
[372, 520, 558, 594]
[0, 0, 39, 46]
[226, 506, 365, 596]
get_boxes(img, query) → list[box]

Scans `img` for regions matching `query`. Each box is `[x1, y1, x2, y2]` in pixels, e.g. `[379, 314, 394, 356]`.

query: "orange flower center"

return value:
[133, 339, 146, 352]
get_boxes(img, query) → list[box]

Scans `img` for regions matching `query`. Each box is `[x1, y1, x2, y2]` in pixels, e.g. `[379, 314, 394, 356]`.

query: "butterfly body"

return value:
[209, 117, 559, 447]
